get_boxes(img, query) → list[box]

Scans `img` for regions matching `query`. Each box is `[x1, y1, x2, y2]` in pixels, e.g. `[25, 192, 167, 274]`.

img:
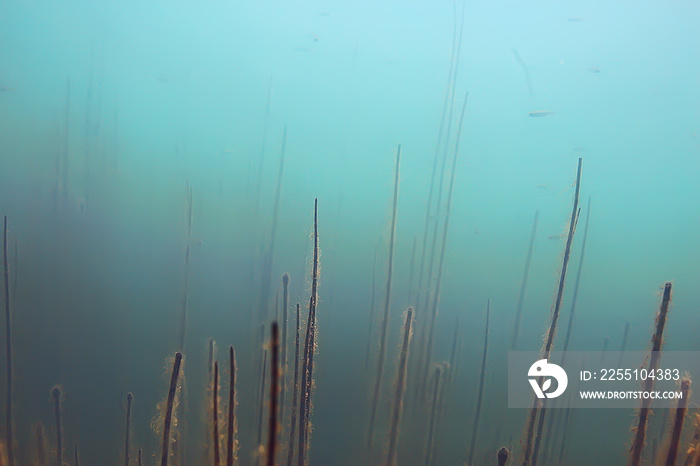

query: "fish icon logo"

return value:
[528, 359, 568, 399]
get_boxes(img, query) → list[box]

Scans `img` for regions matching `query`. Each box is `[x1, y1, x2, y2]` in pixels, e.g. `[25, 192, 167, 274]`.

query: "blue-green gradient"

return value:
[1, 0, 699, 464]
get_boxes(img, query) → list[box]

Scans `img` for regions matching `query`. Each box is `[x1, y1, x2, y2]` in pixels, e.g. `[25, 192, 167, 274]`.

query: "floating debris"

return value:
[587, 65, 601, 73]
[529, 110, 555, 117]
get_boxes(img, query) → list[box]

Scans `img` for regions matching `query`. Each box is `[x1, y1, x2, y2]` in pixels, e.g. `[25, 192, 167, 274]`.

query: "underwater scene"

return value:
[1, 0, 700, 465]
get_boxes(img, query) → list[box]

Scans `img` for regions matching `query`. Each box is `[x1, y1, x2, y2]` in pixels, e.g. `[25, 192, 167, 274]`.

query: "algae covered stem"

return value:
[298, 199, 320, 466]
[212, 362, 221, 466]
[560, 196, 592, 359]
[161, 352, 183, 466]
[368, 146, 401, 448]
[523, 157, 583, 466]
[628, 282, 673, 466]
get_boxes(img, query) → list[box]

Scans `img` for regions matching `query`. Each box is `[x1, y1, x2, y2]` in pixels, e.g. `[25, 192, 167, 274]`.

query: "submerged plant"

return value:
[368, 146, 401, 448]
[628, 282, 672, 466]
[226, 346, 238, 466]
[299, 199, 320, 466]
[386, 308, 414, 466]
[160, 352, 183, 466]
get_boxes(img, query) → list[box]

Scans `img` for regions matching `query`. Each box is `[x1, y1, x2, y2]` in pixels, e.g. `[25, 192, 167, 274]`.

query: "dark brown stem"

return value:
[53, 387, 62, 466]
[125, 392, 133, 466]
[3, 216, 13, 466]
[286, 304, 301, 466]
[498, 447, 509, 466]
[226, 346, 237, 466]
[161, 352, 183, 466]
[213, 361, 221, 466]
[666, 378, 691, 466]
[628, 282, 672, 466]
[268, 322, 280, 466]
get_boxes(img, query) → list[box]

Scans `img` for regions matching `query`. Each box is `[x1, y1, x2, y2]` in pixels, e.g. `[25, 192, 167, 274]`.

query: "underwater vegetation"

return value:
[1, 1, 699, 466]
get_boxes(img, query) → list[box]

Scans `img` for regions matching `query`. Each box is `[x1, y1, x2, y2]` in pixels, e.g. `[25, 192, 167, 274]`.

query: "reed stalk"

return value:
[3, 216, 13, 466]
[425, 366, 442, 466]
[53, 387, 62, 466]
[226, 346, 237, 466]
[421, 91, 469, 401]
[665, 377, 691, 466]
[257, 350, 268, 446]
[161, 352, 183, 466]
[364, 247, 378, 371]
[368, 146, 401, 448]
[498, 447, 509, 466]
[523, 158, 582, 466]
[466, 300, 490, 465]
[268, 322, 280, 466]
[628, 282, 672, 466]
[125, 392, 133, 466]
[34, 423, 47, 466]
[286, 303, 301, 466]
[298, 200, 320, 466]
[280, 274, 289, 429]
[386, 308, 414, 466]
[213, 361, 221, 466]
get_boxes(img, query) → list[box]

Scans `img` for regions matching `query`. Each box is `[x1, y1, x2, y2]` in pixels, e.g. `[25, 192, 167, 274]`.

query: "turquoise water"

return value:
[1, 1, 699, 465]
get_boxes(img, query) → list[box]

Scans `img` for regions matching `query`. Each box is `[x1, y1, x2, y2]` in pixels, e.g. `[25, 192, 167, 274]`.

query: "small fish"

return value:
[0, 85, 11, 92]
[548, 234, 564, 240]
[529, 110, 555, 117]
[536, 184, 550, 191]
[587, 66, 600, 73]
[567, 17, 583, 22]
[573, 145, 587, 153]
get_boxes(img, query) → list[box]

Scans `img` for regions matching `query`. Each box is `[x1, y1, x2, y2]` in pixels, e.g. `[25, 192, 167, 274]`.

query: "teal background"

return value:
[1, 0, 699, 464]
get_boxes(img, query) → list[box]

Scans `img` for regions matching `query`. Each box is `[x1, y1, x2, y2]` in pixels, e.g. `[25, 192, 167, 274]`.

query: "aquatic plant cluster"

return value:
[1, 1, 699, 466]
